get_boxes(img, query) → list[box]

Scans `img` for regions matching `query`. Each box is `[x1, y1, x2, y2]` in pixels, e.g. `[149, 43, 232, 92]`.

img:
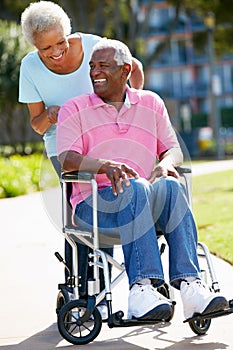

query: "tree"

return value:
[57, 0, 233, 65]
[167, 0, 233, 56]
[0, 0, 31, 22]
[0, 20, 41, 152]
[1, 0, 233, 60]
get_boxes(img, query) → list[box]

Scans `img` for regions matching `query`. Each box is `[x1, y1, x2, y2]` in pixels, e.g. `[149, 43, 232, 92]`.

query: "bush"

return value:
[0, 154, 58, 198]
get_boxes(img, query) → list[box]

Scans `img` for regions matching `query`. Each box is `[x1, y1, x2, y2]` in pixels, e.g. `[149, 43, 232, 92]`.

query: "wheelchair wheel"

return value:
[189, 318, 211, 335]
[57, 299, 102, 345]
[56, 289, 69, 315]
[157, 283, 175, 322]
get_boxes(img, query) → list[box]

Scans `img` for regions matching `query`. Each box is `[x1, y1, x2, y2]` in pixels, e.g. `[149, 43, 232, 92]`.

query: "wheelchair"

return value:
[55, 167, 233, 345]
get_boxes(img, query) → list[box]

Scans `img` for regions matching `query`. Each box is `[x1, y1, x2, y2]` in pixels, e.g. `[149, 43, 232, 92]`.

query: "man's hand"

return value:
[104, 162, 139, 196]
[148, 148, 182, 183]
[59, 152, 139, 195]
[148, 164, 179, 183]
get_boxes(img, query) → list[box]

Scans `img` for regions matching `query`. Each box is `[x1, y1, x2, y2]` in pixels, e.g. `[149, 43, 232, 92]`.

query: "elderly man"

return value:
[57, 39, 227, 321]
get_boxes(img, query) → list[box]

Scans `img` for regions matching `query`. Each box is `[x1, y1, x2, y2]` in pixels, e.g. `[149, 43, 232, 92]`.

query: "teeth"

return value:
[94, 79, 106, 83]
[52, 53, 63, 60]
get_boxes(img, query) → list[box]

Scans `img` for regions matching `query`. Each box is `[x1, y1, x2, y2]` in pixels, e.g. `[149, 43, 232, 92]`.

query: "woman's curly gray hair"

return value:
[21, 1, 71, 45]
[92, 38, 132, 67]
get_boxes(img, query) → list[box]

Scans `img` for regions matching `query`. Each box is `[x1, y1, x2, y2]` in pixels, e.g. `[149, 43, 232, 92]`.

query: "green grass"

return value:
[192, 170, 233, 265]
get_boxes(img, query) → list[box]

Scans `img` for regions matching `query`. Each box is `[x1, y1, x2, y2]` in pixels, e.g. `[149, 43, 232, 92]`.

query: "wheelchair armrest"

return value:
[61, 171, 94, 182]
[61, 166, 191, 182]
[176, 166, 191, 175]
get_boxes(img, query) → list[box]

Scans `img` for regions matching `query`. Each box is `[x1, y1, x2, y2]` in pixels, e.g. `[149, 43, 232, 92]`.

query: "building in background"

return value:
[139, 0, 233, 157]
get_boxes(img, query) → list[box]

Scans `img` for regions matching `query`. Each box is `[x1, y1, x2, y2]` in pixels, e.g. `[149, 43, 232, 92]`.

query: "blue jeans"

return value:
[75, 177, 200, 290]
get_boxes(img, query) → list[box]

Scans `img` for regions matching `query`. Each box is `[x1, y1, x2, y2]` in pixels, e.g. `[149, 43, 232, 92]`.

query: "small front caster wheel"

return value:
[189, 318, 211, 335]
[57, 299, 102, 345]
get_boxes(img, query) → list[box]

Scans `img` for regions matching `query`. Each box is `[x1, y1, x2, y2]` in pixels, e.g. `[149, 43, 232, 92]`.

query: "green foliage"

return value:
[168, 0, 233, 57]
[185, 108, 233, 129]
[191, 113, 208, 128]
[1, 1, 233, 74]
[0, 20, 39, 151]
[0, 20, 32, 110]
[0, 154, 57, 198]
[192, 170, 233, 265]
[0, 142, 45, 157]
[221, 108, 233, 127]
[0, 0, 32, 22]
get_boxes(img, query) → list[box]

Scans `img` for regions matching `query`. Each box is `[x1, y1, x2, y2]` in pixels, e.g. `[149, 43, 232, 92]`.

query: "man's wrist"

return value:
[98, 159, 111, 174]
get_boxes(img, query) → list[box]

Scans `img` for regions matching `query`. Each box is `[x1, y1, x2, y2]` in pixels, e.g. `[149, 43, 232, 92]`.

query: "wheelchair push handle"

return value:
[55, 251, 64, 262]
[55, 252, 72, 277]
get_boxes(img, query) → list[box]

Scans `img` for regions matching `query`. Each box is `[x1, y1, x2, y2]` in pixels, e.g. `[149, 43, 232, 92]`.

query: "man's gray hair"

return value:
[92, 38, 132, 67]
[21, 1, 71, 45]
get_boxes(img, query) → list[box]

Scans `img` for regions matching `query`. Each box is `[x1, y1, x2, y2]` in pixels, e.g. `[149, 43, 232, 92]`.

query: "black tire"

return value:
[56, 289, 69, 315]
[157, 283, 175, 322]
[57, 299, 102, 345]
[189, 318, 211, 335]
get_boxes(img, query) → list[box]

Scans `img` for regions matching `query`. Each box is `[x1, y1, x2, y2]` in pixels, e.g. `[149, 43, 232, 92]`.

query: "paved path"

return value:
[0, 160, 233, 349]
[191, 159, 233, 176]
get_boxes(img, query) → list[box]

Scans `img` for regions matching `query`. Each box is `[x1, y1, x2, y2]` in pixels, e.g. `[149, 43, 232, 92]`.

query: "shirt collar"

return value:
[90, 85, 140, 108]
[125, 85, 140, 105]
[124, 91, 131, 108]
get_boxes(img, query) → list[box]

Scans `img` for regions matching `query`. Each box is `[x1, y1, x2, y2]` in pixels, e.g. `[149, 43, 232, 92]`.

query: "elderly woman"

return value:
[18, 1, 144, 320]
[19, 0, 144, 175]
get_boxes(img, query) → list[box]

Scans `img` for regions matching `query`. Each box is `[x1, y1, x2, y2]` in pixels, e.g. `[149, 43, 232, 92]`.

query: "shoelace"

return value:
[184, 279, 204, 287]
[134, 283, 167, 300]
[136, 283, 153, 290]
[184, 279, 211, 297]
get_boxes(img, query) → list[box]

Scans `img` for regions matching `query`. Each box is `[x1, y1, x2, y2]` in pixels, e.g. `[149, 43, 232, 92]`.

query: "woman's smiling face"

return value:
[34, 25, 69, 67]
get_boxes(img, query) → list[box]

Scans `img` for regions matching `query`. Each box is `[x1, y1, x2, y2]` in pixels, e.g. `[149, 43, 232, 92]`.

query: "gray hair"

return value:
[21, 1, 71, 45]
[92, 38, 132, 67]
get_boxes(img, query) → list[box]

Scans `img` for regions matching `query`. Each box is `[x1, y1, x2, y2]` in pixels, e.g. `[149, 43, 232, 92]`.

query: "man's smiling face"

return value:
[89, 48, 126, 103]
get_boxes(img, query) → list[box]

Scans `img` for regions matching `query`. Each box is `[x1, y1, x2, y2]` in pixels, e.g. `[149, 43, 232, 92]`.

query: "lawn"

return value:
[192, 170, 233, 265]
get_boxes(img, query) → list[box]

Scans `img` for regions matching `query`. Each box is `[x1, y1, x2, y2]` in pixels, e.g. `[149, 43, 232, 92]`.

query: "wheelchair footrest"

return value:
[108, 310, 168, 328]
[184, 299, 233, 323]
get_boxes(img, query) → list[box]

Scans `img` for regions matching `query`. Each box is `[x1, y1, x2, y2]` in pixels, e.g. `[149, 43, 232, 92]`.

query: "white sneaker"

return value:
[97, 303, 108, 320]
[180, 279, 228, 320]
[128, 283, 172, 320]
